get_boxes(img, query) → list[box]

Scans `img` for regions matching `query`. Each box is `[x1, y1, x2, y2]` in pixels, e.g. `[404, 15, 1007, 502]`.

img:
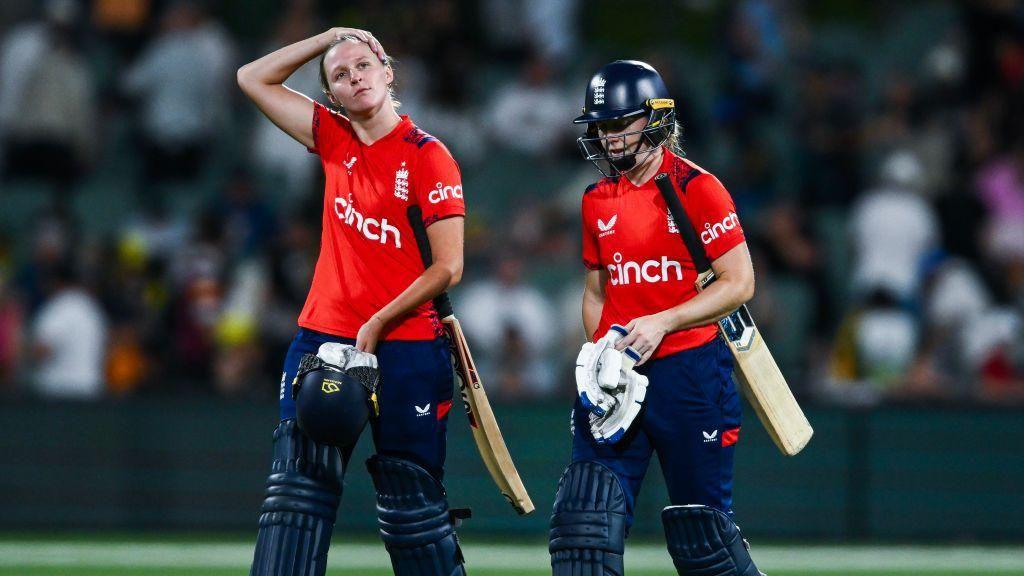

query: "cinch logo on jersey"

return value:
[701, 212, 740, 245]
[428, 181, 463, 204]
[333, 194, 402, 248]
[607, 252, 683, 286]
[597, 214, 617, 238]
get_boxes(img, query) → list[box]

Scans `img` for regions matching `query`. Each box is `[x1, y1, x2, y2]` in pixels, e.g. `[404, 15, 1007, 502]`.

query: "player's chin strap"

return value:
[662, 505, 764, 576]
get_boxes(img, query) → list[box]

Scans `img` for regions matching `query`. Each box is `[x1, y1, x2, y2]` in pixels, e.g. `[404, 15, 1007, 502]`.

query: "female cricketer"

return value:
[549, 60, 764, 576]
[238, 28, 468, 576]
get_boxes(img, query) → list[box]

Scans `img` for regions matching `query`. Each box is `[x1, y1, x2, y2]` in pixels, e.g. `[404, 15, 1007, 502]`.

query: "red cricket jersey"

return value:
[582, 149, 745, 359]
[299, 102, 465, 340]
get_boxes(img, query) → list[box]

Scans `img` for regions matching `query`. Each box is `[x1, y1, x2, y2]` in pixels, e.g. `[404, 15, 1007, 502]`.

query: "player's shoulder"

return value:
[583, 175, 620, 199]
[313, 101, 352, 130]
[402, 121, 461, 168]
[401, 120, 445, 153]
[668, 153, 726, 195]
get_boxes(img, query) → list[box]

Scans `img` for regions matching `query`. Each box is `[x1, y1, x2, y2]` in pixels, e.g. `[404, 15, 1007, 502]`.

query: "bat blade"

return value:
[730, 329, 813, 456]
[444, 317, 535, 515]
[697, 271, 813, 456]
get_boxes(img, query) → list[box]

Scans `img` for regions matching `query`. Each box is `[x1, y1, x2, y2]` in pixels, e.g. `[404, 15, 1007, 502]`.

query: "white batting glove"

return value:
[576, 325, 634, 416]
[587, 331, 646, 444]
[317, 342, 378, 370]
[576, 342, 614, 416]
[590, 367, 648, 444]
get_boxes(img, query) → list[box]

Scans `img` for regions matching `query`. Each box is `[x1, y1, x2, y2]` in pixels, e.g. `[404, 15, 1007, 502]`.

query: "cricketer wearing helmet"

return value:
[550, 60, 763, 576]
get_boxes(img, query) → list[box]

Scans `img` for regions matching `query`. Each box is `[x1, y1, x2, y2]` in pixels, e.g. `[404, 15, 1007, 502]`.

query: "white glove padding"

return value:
[575, 325, 629, 416]
[317, 342, 378, 370]
[589, 364, 649, 445]
[575, 342, 614, 416]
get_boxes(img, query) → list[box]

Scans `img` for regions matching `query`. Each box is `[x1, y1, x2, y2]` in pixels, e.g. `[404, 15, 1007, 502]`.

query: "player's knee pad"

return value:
[662, 505, 762, 576]
[367, 455, 467, 576]
[549, 460, 626, 576]
[250, 419, 344, 576]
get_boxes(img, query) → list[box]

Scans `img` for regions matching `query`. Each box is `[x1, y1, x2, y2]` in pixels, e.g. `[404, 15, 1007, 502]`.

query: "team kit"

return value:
[239, 28, 812, 576]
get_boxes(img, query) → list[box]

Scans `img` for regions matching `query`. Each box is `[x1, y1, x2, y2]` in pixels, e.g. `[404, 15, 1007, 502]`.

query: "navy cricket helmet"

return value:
[292, 353, 379, 448]
[574, 60, 676, 176]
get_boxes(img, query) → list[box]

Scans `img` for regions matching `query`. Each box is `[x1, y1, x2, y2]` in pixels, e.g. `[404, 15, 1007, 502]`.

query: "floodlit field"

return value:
[1, 540, 1023, 575]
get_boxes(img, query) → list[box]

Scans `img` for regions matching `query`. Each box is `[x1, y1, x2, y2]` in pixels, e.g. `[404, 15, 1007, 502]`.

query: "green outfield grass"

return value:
[1, 540, 1023, 576]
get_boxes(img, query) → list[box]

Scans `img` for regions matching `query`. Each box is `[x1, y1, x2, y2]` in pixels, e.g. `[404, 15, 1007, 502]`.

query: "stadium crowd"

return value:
[0, 0, 1021, 406]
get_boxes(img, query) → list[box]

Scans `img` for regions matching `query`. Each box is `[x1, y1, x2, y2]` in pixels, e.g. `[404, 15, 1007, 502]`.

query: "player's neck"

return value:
[622, 145, 664, 187]
[349, 104, 403, 146]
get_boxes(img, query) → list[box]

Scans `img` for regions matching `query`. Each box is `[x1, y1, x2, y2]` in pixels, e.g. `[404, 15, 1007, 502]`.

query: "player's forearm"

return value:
[237, 30, 334, 89]
[582, 293, 603, 341]
[373, 264, 459, 326]
[663, 276, 753, 331]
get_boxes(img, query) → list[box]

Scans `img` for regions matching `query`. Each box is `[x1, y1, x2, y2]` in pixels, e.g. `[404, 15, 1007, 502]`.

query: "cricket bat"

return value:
[407, 206, 535, 515]
[654, 174, 813, 456]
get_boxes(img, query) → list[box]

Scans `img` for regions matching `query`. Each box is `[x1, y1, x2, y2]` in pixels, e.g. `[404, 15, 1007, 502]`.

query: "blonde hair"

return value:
[665, 119, 684, 157]
[318, 35, 400, 110]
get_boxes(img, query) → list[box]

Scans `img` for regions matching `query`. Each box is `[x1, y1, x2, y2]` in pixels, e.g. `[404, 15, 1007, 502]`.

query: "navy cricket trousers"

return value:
[278, 328, 455, 479]
[571, 336, 742, 529]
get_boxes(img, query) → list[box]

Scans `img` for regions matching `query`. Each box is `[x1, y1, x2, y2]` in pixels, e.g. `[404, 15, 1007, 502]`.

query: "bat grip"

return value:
[407, 206, 456, 318]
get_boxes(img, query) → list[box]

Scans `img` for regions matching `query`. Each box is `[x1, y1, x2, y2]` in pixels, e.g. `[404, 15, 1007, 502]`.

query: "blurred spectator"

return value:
[795, 60, 864, 208]
[213, 260, 266, 399]
[91, 0, 154, 57]
[249, 0, 321, 206]
[974, 138, 1024, 268]
[0, 267, 23, 392]
[487, 52, 574, 158]
[17, 207, 77, 313]
[0, 0, 96, 187]
[849, 150, 939, 303]
[824, 290, 921, 406]
[260, 211, 317, 367]
[719, 0, 787, 138]
[214, 169, 276, 260]
[28, 261, 108, 399]
[458, 256, 556, 399]
[122, 1, 235, 193]
[105, 323, 149, 395]
[168, 212, 227, 384]
[120, 202, 191, 264]
[964, 308, 1024, 405]
[481, 0, 578, 64]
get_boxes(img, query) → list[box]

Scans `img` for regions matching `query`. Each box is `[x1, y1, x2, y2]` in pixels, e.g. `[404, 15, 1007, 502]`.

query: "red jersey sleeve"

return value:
[413, 141, 465, 226]
[581, 189, 600, 270]
[308, 101, 352, 156]
[683, 173, 745, 261]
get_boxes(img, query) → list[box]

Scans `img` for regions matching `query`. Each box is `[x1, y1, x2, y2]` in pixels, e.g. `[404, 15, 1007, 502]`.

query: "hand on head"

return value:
[331, 27, 386, 63]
